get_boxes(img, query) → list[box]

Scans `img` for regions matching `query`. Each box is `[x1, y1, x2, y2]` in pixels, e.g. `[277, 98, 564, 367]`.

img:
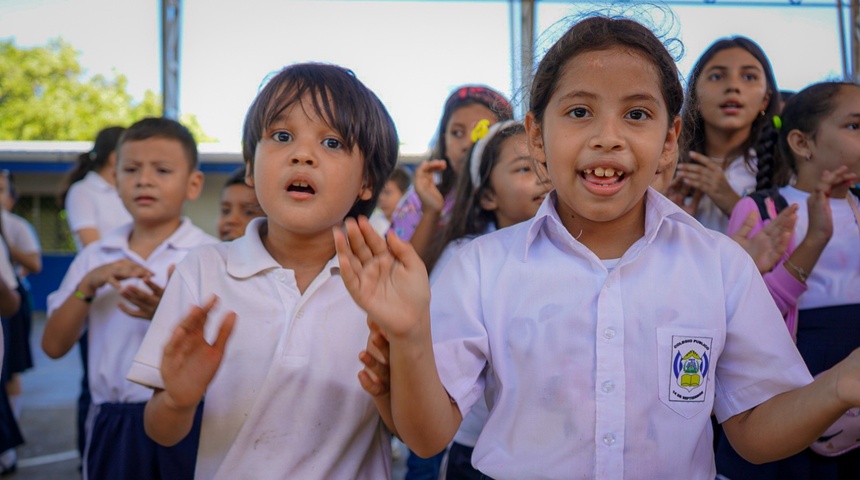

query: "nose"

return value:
[137, 165, 155, 186]
[289, 139, 316, 167]
[588, 116, 624, 152]
[724, 73, 741, 93]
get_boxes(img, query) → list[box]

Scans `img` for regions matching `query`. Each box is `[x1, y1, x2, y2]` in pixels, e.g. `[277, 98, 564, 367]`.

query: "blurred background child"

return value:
[217, 166, 263, 241]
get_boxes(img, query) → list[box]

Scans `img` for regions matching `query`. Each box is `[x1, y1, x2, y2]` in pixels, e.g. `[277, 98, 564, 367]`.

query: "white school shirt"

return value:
[431, 189, 813, 480]
[0, 239, 18, 292]
[780, 186, 860, 310]
[128, 217, 391, 480]
[65, 171, 132, 251]
[694, 152, 758, 233]
[46, 218, 216, 405]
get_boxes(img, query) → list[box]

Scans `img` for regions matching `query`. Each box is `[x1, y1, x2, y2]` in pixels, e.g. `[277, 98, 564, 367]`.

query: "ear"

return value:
[479, 188, 498, 212]
[525, 112, 546, 168]
[787, 129, 810, 159]
[358, 177, 373, 202]
[244, 160, 255, 187]
[657, 116, 682, 174]
[185, 170, 204, 201]
[760, 90, 772, 113]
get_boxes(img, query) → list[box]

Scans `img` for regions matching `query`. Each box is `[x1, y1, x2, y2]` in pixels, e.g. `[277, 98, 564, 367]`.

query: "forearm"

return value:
[389, 315, 462, 457]
[144, 389, 198, 446]
[371, 393, 398, 438]
[713, 189, 742, 217]
[0, 279, 19, 317]
[9, 246, 40, 274]
[410, 211, 441, 261]
[723, 369, 848, 463]
[782, 234, 828, 284]
[41, 285, 91, 358]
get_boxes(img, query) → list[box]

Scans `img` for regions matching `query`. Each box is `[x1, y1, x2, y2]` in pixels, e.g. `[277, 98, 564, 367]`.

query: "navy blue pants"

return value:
[85, 401, 203, 480]
[445, 442, 493, 480]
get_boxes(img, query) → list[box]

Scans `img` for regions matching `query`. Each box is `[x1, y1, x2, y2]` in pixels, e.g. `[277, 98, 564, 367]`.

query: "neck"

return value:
[794, 168, 851, 199]
[562, 197, 647, 260]
[702, 124, 750, 161]
[129, 217, 183, 260]
[261, 221, 335, 294]
[98, 166, 116, 187]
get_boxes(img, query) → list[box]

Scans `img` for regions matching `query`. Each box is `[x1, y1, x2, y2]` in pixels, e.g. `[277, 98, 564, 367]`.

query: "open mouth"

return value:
[582, 167, 625, 185]
[287, 180, 315, 195]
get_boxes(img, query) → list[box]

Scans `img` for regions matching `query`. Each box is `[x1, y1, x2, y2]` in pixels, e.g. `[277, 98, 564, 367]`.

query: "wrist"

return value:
[74, 282, 96, 302]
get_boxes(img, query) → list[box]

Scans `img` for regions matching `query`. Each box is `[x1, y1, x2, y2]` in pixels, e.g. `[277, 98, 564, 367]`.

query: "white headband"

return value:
[469, 120, 519, 188]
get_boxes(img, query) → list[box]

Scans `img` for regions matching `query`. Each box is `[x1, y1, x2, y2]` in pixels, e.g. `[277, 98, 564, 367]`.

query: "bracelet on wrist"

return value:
[74, 290, 95, 304]
[784, 258, 809, 283]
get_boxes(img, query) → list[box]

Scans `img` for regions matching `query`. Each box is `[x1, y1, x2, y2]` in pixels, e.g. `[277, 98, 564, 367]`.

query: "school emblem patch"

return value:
[670, 336, 712, 402]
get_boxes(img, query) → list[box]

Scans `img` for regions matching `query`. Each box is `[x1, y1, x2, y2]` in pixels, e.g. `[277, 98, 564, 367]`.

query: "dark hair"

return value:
[429, 85, 513, 196]
[767, 82, 856, 188]
[223, 166, 249, 189]
[530, 16, 683, 127]
[425, 122, 526, 273]
[242, 63, 399, 219]
[387, 167, 412, 195]
[58, 126, 125, 209]
[118, 118, 198, 170]
[680, 36, 779, 171]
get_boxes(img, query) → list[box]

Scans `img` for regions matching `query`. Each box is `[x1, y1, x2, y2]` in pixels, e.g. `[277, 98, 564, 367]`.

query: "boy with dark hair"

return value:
[42, 117, 217, 480]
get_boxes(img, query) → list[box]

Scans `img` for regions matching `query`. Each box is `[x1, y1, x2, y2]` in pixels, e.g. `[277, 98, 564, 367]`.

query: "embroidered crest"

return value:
[670, 336, 712, 402]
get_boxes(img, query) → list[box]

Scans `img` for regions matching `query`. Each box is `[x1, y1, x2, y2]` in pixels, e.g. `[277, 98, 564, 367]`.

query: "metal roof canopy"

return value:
[159, 0, 858, 119]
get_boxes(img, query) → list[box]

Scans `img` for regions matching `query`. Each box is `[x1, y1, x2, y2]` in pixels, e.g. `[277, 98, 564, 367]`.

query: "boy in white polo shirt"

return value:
[42, 117, 216, 480]
[127, 63, 399, 479]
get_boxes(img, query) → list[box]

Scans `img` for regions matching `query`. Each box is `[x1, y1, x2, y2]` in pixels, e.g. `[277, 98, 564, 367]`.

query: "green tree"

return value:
[0, 37, 215, 142]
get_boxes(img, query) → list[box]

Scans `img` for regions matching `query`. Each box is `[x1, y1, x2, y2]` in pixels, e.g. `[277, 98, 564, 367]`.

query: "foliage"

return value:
[0, 37, 215, 142]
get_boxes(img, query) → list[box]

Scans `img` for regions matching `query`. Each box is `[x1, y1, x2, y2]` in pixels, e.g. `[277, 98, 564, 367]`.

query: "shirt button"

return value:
[603, 433, 616, 446]
[275, 272, 286, 282]
[601, 381, 615, 393]
[603, 328, 616, 339]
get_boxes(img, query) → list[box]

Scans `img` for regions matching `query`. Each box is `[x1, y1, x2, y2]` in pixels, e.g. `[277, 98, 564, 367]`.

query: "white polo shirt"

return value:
[65, 171, 132, 250]
[431, 188, 812, 480]
[1, 210, 40, 258]
[47, 218, 216, 405]
[0, 239, 18, 293]
[128, 217, 391, 480]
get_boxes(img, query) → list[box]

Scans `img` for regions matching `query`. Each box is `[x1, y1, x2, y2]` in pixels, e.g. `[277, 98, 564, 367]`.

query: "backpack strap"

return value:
[850, 186, 860, 201]
[747, 187, 788, 221]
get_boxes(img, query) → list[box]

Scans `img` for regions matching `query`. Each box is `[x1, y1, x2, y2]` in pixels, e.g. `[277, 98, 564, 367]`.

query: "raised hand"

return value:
[805, 166, 858, 245]
[160, 296, 236, 411]
[358, 318, 390, 397]
[119, 264, 175, 320]
[676, 151, 741, 216]
[665, 175, 701, 216]
[334, 216, 430, 338]
[413, 160, 447, 214]
[731, 205, 798, 273]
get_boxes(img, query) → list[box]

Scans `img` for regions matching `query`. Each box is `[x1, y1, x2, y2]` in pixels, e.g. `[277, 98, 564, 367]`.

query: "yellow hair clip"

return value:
[470, 119, 491, 143]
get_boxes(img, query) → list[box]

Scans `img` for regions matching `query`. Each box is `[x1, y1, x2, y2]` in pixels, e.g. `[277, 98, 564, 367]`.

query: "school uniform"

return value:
[0, 240, 22, 454]
[65, 171, 132, 251]
[693, 151, 758, 233]
[128, 217, 391, 480]
[717, 186, 860, 478]
[47, 218, 216, 480]
[0, 210, 39, 376]
[430, 188, 813, 480]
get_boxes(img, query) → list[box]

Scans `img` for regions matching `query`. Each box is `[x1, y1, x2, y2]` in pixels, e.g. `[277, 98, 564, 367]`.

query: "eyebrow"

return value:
[705, 65, 764, 73]
[556, 91, 660, 104]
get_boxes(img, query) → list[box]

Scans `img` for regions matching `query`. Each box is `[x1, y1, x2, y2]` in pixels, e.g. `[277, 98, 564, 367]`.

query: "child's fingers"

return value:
[385, 230, 424, 272]
[117, 302, 144, 319]
[179, 296, 219, 333]
[357, 370, 386, 397]
[143, 277, 165, 297]
[333, 225, 362, 293]
[212, 311, 236, 353]
[357, 216, 389, 257]
[732, 211, 757, 241]
[343, 217, 374, 265]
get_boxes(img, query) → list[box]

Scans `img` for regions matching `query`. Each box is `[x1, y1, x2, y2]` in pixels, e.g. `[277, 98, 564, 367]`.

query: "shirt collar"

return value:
[225, 217, 340, 279]
[84, 171, 116, 193]
[522, 188, 712, 260]
[100, 217, 203, 251]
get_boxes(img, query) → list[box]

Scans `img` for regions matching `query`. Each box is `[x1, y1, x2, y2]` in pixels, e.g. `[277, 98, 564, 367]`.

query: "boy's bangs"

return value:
[264, 81, 357, 151]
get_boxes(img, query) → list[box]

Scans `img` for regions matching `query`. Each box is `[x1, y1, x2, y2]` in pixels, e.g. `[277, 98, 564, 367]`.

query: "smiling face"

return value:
[116, 137, 202, 228]
[526, 46, 680, 239]
[248, 95, 371, 239]
[695, 47, 770, 138]
[218, 183, 264, 241]
[445, 103, 498, 174]
[481, 133, 551, 228]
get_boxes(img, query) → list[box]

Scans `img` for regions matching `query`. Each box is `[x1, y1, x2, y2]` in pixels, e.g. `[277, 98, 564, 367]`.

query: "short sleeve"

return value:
[0, 240, 17, 291]
[46, 245, 95, 316]
[430, 245, 489, 419]
[65, 182, 98, 232]
[127, 254, 201, 390]
[4, 214, 41, 255]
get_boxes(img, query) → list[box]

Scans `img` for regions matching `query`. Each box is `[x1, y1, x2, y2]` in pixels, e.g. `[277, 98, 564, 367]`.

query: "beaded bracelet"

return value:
[784, 258, 809, 283]
[74, 290, 95, 303]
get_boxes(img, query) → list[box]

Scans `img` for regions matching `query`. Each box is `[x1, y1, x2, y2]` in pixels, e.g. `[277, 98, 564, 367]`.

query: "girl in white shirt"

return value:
[337, 13, 860, 480]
